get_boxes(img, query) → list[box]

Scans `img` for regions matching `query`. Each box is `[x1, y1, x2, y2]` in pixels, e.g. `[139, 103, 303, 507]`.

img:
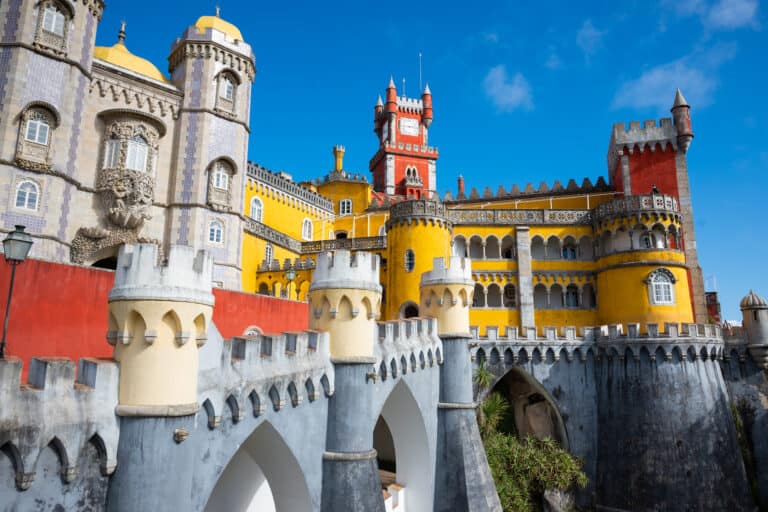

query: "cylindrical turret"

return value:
[422, 83, 433, 128]
[457, 174, 466, 199]
[107, 243, 213, 415]
[594, 194, 693, 330]
[384, 200, 452, 320]
[308, 251, 381, 359]
[385, 77, 397, 114]
[333, 145, 345, 172]
[671, 88, 693, 152]
[741, 290, 768, 368]
[420, 256, 474, 337]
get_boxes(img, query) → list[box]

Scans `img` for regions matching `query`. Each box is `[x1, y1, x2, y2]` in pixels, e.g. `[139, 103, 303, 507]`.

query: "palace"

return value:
[1, 3, 766, 512]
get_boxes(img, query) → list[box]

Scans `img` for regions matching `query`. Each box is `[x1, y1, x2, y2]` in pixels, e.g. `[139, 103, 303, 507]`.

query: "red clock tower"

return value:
[369, 78, 439, 198]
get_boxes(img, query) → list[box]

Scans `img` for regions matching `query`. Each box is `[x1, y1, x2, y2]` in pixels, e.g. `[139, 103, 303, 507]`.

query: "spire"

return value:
[376, 95, 383, 106]
[423, 82, 431, 95]
[388, 76, 395, 89]
[118, 21, 126, 44]
[215, 5, 221, 17]
[672, 88, 689, 110]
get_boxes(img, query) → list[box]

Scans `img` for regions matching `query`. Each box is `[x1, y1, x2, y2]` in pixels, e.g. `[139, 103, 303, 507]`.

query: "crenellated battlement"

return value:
[396, 95, 424, 113]
[370, 317, 443, 381]
[445, 176, 610, 203]
[197, 330, 334, 428]
[0, 357, 119, 490]
[310, 250, 381, 293]
[607, 118, 678, 172]
[109, 243, 214, 305]
[421, 256, 472, 287]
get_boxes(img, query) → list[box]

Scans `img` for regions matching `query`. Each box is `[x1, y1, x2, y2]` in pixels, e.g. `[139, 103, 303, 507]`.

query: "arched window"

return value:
[503, 284, 516, 307]
[648, 269, 676, 305]
[208, 220, 224, 244]
[339, 199, 352, 216]
[404, 249, 415, 272]
[565, 285, 579, 308]
[125, 136, 149, 172]
[213, 162, 230, 190]
[220, 76, 235, 101]
[250, 197, 263, 222]
[216, 72, 238, 112]
[16, 106, 58, 170]
[42, 4, 66, 36]
[562, 238, 577, 260]
[15, 181, 39, 211]
[104, 136, 120, 168]
[487, 284, 502, 307]
[34, 1, 70, 55]
[640, 233, 653, 249]
[265, 244, 273, 264]
[302, 218, 313, 241]
[472, 283, 485, 308]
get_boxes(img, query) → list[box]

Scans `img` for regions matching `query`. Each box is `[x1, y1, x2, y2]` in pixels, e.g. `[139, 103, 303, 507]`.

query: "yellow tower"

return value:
[594, 194, 693, 330]
[107, 244, 213, 415]
[384, 200, 452, 320]
[420, 256, 474, 337]
[308, 250, 382, 359]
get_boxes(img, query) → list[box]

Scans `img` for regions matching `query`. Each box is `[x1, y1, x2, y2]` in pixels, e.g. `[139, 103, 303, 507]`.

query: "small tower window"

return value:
[265, 244, 273, 263]
[15, 181, 40, 211]
[404, 249, 415, 272]
[302, 218, 313, 241]
[42, 5, 66, 36]
[647, 268, 676, 305]
[104, 137, 120, 168]
[25, 116, 50, 145]
[125, 136, 149, 172]
[250, 197, 263, 222]
[208, 220, 224, 244]
[339, 199, 352, 216]
[221, 76, 234, 101]
[213, 163, 229, 190]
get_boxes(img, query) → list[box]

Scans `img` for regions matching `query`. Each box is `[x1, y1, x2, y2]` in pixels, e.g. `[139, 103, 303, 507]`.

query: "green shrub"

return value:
[484, 432, 588, 512]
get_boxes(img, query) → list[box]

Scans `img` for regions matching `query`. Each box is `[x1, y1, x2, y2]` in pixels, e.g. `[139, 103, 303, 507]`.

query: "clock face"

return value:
[399, 117, 419, 136]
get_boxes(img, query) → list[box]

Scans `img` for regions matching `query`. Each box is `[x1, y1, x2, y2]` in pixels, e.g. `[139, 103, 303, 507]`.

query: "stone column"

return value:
[421, 257, 502, 511]
[516, 227, 534, 328]
[311, 251, 385, 512]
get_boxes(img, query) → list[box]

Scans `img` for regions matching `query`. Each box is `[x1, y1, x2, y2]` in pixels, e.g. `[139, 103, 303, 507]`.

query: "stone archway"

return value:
[373, 379, 433, 511]
[483, 366, 569, 448]
[204, 421, 311, 512]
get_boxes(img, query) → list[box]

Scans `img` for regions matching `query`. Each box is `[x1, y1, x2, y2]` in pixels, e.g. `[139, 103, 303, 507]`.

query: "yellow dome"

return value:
[93, 42, 168, 83]
[195, 15, 243, 41]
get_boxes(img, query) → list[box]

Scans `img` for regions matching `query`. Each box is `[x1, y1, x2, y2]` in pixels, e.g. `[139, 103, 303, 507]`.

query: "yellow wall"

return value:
[317, 180, 371, 217]
[241, 232, 301, 294]
[244, 179, 329, 240]
[384, 220, 451, 319]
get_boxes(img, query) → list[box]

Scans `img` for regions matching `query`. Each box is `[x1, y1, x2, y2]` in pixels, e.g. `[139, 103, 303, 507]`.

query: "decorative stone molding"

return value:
[595, 193, 678, 223]
[90, 73, 181, 118]
[32, 0, 70, 57]
[244, 218, 303, 252]
[168, 42, 256, 81]
[300, 236, 386, 254]
[448, 208, 592, 226]
[70, 226, 159, 265]
[15, 107, 56, 171]
[247, 163, 334, 213]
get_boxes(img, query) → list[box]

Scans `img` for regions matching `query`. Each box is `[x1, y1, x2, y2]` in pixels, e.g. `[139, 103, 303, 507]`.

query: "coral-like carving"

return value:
[97, 168, 154, 228]
[70, 226, 160, 265]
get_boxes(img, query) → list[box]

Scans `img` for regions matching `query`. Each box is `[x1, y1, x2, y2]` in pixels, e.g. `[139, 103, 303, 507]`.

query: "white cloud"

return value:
[705, 0, 759, 29]
[545, 49, 561, 69]
[661, 0, 759, 29]
[483, 65, 534, 112]
[576, 20, 605, 61]
[611, 44, 737, 110]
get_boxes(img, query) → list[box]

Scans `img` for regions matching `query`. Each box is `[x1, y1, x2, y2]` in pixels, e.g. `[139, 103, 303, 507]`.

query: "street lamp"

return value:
[285, 268, 296, 300]
[0, 225, 33, 359]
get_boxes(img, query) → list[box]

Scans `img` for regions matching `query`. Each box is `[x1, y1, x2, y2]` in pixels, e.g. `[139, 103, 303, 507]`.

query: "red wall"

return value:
[628, 146, 679, 198]
[0, 259, 309, 378]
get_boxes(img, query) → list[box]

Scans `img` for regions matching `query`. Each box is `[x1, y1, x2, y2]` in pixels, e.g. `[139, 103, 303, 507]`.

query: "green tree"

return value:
[478, 392, 511, 438]
[474, 359, 494, 391]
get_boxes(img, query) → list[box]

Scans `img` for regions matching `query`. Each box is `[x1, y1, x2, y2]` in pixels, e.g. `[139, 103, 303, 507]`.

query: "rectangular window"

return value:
[126, 139, 148, 172]
[104, 139, 120, 168]
[43, 7, 65, 36]
[339, 199, 352, 216]
[25, 120, 49, 145]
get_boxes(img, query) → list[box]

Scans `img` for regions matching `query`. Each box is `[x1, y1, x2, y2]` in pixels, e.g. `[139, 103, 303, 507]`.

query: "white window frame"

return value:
[221, 76, 235, 101]
[104, 138, 120, 168]
[213, 163, 229, 190]
[15, 181, 39, 211]
[339, 198, 352, 216]
[125, 136, 149, 172]
[42, 5, 66, 36]
[25, 118, 50, 145]
[208, 220, 224, 244]
[265, 244, 273, 263]
[647, 268, 676, 305]
[301, 218, 313, 241]
[250, 197, 263, 222]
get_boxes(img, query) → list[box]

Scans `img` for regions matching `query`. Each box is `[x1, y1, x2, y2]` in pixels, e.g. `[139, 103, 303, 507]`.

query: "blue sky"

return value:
[97, 0, 767, 319]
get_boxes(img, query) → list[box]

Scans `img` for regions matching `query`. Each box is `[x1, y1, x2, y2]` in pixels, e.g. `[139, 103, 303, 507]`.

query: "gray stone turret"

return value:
[741, 290, 768, 368]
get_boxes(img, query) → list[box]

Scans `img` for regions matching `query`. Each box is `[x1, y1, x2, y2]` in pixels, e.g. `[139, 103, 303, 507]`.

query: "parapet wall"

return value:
[310, 251, 381, 293]
[0, 357, 119, 491]
[372, 317, 443, 381]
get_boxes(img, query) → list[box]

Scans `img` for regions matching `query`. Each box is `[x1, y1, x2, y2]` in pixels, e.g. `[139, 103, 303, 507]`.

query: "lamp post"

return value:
[285, 268, 296, 300]
[0, 225, 33, 359]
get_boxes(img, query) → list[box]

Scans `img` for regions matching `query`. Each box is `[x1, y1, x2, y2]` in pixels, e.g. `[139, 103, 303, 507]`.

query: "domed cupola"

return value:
[93, 22, 168, 83]
[740, 290, 768, 310]
[194, 8, 243, 41]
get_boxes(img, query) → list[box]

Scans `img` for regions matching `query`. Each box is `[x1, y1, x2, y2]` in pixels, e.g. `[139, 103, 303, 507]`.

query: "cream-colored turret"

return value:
[741, 290, 768, 369]
[107, 243, 214, 416]
[308, 251, 381, 360]
[420, 256, 474, 337]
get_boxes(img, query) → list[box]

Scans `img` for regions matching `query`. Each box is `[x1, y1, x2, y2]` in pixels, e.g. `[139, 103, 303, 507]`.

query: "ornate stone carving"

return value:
[96, 120, 158, 229]
[70, 226, 159, 265]
[15, 108, 55, 171]
[32, 1, 70, 57]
